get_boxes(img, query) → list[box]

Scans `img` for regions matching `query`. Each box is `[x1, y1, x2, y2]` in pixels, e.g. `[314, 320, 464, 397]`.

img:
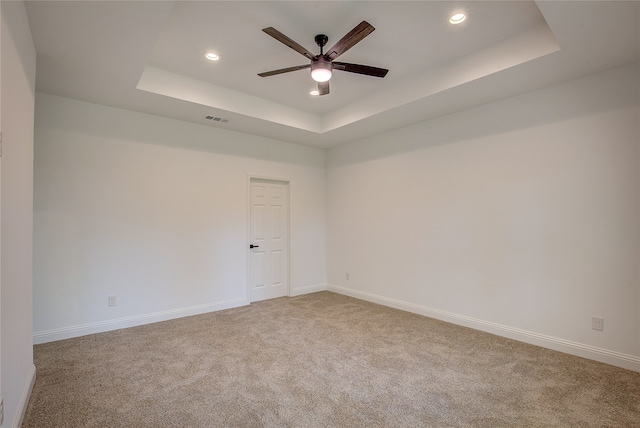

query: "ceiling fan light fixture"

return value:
[258, 21, 389, 95]
[311, 58, 333, 82]
[311, 68, 332, 82]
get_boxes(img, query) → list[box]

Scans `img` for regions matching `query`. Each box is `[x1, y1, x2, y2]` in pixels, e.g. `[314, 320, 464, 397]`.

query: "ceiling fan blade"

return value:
[258, 64, 310, 77]
[325, 21, 375, 60]
[333, 62, 388, 78]
[318, 81, 330, 96]
[262, 27, 316, 60]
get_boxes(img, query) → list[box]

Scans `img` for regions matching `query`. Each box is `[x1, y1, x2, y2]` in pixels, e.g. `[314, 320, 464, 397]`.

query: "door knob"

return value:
[250, 244, 259, 249]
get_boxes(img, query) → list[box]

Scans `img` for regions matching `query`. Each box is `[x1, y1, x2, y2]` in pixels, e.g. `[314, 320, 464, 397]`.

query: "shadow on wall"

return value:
[1, 1, 37, 94]
[34, 92, 325, 169]
[327, 63, 639, 167]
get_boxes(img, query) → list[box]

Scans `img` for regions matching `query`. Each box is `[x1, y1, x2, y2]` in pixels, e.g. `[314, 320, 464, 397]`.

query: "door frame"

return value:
[246, 175, 292, 302]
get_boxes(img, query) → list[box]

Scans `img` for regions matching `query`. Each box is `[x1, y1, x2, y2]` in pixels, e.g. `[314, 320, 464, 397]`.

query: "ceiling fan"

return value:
[258, 21, 389, 96]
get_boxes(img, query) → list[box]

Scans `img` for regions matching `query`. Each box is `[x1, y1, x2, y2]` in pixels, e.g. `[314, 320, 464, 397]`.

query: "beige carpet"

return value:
[23, 291, 639, 427]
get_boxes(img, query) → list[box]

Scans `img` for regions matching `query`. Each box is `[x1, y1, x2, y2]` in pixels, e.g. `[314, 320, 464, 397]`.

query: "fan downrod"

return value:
[314, 34, 328, 54]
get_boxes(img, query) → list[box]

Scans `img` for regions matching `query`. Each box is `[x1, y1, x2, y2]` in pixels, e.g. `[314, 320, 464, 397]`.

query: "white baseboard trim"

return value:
[14, 364, 36, 428]
[290, 283, 327, 297]
[33, 297, 249, 344]
[327, 284, 640, 373]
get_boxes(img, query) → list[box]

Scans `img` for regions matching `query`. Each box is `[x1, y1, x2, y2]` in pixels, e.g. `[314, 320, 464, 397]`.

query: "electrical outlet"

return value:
[108, 295, 117, 307]
[592, 316, 604, 331]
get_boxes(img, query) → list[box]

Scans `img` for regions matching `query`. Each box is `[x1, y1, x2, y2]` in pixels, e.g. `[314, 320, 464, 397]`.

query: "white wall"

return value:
[326, 63, 640, 372]
[1, 1, 37, 426]
[33, 93, 326, 342]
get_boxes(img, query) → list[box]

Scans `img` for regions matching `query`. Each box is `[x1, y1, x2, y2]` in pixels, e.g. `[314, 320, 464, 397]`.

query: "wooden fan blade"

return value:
[333, 62, 388, 78]
[262, 27, 315, 60]
[318, 81, 330, 96]
[325, 21, 375, 60]
[258, 64, 310, 77]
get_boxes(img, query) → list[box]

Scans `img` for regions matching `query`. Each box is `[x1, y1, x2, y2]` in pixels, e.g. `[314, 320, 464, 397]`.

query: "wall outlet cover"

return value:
[592, 316, 604, 331]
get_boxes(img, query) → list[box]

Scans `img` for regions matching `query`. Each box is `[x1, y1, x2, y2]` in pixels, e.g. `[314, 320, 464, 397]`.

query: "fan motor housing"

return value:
[311, 56, 332, 70]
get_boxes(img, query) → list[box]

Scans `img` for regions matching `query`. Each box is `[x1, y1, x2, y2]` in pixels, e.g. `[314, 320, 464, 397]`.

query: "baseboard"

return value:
[290, 283, 327, 297]
[13, 364, 36, 428]
[327, 284, 640, 373]
[33, 297, 249, 344]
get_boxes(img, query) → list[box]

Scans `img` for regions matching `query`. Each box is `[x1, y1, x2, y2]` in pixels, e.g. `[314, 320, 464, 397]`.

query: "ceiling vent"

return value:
[203, 115, 229, 123]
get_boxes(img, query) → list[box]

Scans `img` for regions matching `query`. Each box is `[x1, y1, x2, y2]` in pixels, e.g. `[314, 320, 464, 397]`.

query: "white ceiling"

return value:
[25, 1, 640, 148]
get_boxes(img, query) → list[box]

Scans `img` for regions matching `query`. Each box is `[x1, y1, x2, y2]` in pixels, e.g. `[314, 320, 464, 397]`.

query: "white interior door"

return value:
[250, 179, 289, 302]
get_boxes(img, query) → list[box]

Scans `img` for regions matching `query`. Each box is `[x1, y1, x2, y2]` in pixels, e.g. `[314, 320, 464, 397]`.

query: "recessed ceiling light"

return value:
[310, 90, 320, 96]
[205, 52, 220, 61]
[449, 13, 467, 25]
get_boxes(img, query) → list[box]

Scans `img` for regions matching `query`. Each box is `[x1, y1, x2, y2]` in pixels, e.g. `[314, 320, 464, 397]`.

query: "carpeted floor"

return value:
[23, 291, 640, 427]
